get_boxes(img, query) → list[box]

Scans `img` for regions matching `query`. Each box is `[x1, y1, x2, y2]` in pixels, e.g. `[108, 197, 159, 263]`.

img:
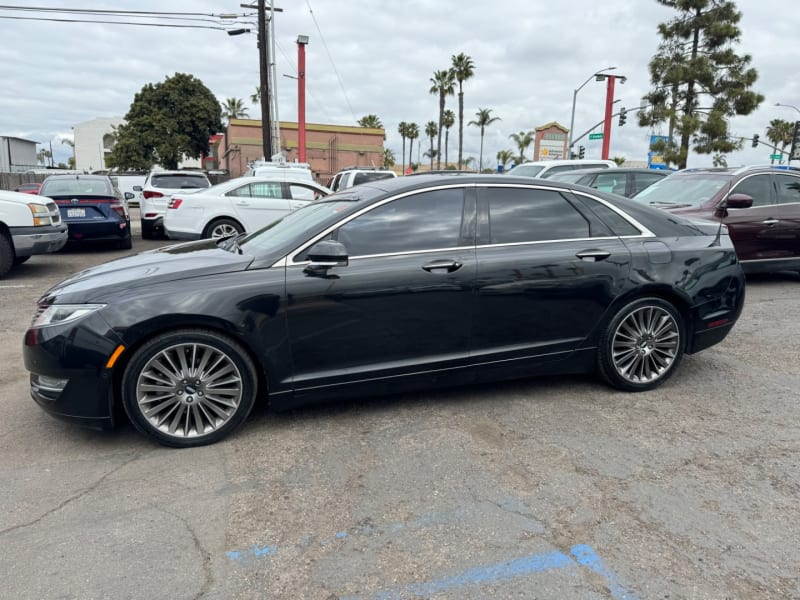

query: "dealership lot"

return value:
[0, 217, 798, 598]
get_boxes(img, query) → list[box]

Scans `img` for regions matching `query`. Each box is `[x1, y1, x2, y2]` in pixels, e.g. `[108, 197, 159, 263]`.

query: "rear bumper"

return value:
[163, 225, 201, 241]
[10, 224, 68, 257]
[66, 220, 130, 242]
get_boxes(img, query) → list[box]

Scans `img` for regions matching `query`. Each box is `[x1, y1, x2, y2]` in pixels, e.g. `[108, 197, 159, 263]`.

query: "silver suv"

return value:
[135, 170, 210, 239]
[325, 167, 396, 192]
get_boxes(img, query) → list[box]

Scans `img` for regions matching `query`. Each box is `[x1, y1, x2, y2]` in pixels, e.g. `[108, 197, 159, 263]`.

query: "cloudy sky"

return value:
[1, 0, 796, 169]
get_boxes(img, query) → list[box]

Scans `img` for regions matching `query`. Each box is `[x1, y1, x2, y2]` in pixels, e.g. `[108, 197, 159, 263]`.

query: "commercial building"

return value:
[0, 136, 38, 172]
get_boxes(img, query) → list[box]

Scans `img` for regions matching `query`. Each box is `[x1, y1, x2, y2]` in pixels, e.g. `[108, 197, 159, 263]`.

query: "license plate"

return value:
[67, 208, 85, 218]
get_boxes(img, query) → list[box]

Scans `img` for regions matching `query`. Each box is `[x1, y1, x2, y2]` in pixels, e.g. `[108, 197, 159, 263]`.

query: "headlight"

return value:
[31, 304, 106, 328]
[28, 203, 54, 227]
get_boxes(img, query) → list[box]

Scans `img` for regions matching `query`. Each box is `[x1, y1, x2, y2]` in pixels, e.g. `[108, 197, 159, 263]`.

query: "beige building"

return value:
[222, 119, 386, 181]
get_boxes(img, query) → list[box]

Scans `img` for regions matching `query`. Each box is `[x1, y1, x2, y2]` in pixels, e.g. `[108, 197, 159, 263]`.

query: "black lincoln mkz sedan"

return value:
[24, 175, 745, 447]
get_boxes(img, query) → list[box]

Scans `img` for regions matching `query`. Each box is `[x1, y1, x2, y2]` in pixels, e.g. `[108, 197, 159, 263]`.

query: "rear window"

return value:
[151, 174, 210, 190]
[352, 172, 395, 186]
[40, 178, 114, 196]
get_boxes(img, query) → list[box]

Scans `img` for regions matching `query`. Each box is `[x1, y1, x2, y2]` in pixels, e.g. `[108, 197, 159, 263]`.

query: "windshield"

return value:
[239, 199, 358, 254]
[632, 174, 731, 207]
[505, 165, 545, 178]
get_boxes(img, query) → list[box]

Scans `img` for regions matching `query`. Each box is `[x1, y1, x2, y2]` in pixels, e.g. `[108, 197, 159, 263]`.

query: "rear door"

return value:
[773, 172, 800, 260]
[472, 184, 632, 373]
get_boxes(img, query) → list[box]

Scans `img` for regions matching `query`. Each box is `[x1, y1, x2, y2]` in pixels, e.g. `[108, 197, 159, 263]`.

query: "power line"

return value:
[303, 0, 357, 122]
[0, 14, 233, 30]
[0, 5, 246, 17]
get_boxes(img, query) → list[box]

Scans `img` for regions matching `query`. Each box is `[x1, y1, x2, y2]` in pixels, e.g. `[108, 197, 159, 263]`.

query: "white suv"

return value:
[135, 170, 211, 238]
[0, 189, 67, 277]
[325, 167, 397, 192]
[163, 176, 330, 240]
[505, 159, 617, 179]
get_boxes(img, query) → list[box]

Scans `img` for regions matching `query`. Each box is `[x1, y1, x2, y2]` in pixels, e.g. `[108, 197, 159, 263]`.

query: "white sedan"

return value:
[163, 176, 331, 240]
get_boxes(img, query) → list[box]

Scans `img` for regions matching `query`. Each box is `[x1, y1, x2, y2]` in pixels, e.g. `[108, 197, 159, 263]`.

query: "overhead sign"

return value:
[588, 133, 604, 140]
[770, 154, 783, 160]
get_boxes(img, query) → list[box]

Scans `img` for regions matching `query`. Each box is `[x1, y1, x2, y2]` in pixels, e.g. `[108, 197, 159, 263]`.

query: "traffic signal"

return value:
[752, 134, 759, 148]
[791, 121, 800, 161]
[578, 145, 585, 159]
[618, 107, 627, 127]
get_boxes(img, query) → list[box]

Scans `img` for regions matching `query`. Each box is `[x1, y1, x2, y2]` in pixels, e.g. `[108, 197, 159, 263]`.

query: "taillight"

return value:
[143, 191, 163, 199]
[111, 203, 126, 218]
[168, 198, 183, 210]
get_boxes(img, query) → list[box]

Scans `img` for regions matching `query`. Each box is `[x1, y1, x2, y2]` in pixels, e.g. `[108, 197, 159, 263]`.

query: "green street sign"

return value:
[770, 153, 783, 160]
[588, 133, 604, 140]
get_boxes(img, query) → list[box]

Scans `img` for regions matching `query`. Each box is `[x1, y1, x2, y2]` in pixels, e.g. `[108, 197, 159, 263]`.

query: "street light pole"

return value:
[297, 35, 309, 163]
[257, 0, 272, 161]
[775, 102, 800, 115]
[567, 66, 615, 157]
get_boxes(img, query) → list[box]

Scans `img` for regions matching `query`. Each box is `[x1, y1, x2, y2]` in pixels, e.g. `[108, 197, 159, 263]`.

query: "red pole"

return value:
[601, 76, 616, 160]
[297, 39, 307, 163]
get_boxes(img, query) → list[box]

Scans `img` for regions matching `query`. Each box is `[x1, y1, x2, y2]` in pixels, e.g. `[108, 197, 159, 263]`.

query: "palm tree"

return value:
[383, 148, 396, 168]
[358, 114, 384, 129]
[463, 156, 477, 171]
[425, 121, 438, 169]
[222, 97, 248, 124]
[468, 108, 501, 172]
[766, 119, 794, 163]
[250, 87, 260, 105]
[398, 121, 408, 174]
[496, 149, 515, 171]
[406, 123, 420, 171]
[451, 52, 475, 170]
[509, 130, 534, 164]
[62, 137, 76, 169]
[612, 156, 626, 166]
[442, 109, 455, 168]
[423, 148, 438, 169]
[429, 69, 455, 170]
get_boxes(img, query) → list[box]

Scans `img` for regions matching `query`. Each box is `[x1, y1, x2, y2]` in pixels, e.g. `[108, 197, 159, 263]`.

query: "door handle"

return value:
[236, 201, 250, 206]
[761, 219, 779, 226]
[576, 249, 611, 262]
[422, 260, 463, 273]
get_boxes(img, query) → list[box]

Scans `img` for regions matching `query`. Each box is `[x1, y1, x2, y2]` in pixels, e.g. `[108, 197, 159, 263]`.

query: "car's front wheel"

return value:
[121, 329, 258, 447]
[597, 297, 684, 392]
[204, 218, 243, 239]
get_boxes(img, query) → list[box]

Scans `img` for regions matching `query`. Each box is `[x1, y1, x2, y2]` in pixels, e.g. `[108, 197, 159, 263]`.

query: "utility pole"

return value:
[257, 0, 272, 161]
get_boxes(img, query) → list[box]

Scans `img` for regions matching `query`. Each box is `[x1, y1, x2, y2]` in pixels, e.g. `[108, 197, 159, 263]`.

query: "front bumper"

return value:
[10, 223, 68, 257]
[23, 312, 124, 428]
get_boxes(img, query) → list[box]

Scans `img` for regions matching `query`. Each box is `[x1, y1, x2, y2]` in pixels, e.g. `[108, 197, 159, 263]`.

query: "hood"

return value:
[41, 239, 254, 304]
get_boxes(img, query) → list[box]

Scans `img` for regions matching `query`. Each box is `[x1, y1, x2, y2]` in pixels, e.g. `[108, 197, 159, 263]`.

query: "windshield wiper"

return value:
[217, 233, 245, 254]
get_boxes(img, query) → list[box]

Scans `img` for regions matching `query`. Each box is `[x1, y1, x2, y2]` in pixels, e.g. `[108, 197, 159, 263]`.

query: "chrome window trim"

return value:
[273, 182, 655, 268]
[723, 172, 775, 208]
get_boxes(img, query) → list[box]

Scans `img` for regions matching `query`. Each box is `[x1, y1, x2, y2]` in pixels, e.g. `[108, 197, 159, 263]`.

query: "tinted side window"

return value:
[632, 172, 665, 195]
[592, 172, 627, 195]
[486, 187, 608, 243]
[731, 174, 773, 207]
[335, 189, 464, 256]
[353, 172, 395, 185]
[775, 174, 800, 205]
[151, 175, 210, 189]
[572, 195, 641, 236]
[543, 164, 581, 176]
[289, 184, 316, 201]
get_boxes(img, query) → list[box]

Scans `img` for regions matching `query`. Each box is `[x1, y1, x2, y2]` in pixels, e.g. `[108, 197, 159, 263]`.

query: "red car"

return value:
[13, 183, 42, 195]
[633, 165, 800, 274]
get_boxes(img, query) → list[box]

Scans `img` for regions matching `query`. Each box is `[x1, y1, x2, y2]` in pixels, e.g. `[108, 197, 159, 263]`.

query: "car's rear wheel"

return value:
[117, 234, 133, 250]
[597, 297, 684, 391]
[0, 233, 13, 277]
[141, 220, 155, 239]
[13, 255, 30, 265]
[121, 329, 258, 447]
[204, 218, 243, 240]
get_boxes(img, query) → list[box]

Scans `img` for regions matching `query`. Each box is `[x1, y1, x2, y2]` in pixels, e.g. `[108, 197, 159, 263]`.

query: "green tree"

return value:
[406, 123, 420, 171]
[442, 109, 455, 168]
[358, 114, 384, 128]
[250, 86, 260, 105]
[468, 108, 501, 172]
[496, 149, 515, 170]
[463, 156, 476, 171]
[423, 148, 438, 169]
[638, 0, 763, 169]
[509, 130, 534, 163]
[383, 148, 396, 169]
[107, 73, 222, 170]
[222, 97, 248, 124]
[61, 138, 75, 169]
[612, 156, 626, 166]
[36, 148, 52, 167]
[425, 120, 438, 169]
[712, 153, 728, 167]
[451, 52, 475, 170]
[429, 69, 455, 170]
[766, 118, 794, 163]
[398, 121, 409, 174]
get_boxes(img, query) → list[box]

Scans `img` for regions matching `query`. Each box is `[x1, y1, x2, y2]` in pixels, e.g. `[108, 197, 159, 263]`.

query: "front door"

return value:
[722, 173, 780, 262]
[285, 186, 476, 396]
[228, 181, 293, 231]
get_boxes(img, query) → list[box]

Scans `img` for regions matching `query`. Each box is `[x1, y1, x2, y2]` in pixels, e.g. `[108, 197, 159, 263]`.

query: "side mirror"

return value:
[304, 240, 348, 274]
[725, 193, 753, 209]
[132, 186, 143, 192]
[124, 192, 135, 200]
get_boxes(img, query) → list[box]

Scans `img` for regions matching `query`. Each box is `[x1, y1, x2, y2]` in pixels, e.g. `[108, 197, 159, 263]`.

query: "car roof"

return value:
[575, 168, 669, 175]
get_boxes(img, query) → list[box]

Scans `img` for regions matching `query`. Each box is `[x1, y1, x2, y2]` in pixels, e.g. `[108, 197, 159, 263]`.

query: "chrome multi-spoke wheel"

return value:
[123, 330, 257, 447]
[612, 306, 680, 384]
[207, 219, 242, 239]
[599, 298, 684, 391]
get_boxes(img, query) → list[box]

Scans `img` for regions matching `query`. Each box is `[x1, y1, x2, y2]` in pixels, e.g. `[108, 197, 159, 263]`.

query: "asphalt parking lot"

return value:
[1, 213, 798, 599]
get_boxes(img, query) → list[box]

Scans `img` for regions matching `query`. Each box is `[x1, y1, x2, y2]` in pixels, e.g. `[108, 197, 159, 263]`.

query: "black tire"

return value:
[597, 297, 685, 392]
[141, 219, 155, 240]
[13, 255, 31, 265]
[0, 233, 14, 278]
[117, 234, 133, 250]
[204, 218, 243, 240]
[121, 329, 258, 447]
